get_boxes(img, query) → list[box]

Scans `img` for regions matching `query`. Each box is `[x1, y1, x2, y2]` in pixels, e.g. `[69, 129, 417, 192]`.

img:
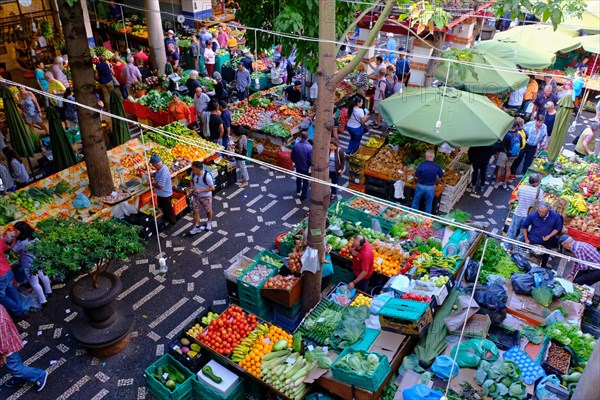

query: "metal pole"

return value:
[144, 0, 166, 73]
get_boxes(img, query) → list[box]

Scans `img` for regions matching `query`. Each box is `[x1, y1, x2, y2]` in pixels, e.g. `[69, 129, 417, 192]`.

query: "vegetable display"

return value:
[298, 299, 344, 345]
[330, 306, 370, 350]
[150, 362, 187, 392]
[531, 286, 554, 307]
[335, 351, 382, 376]
[131, 90, 193, 112]
[261, 122, 291, 138]
[544, 321, 596, 361]
[474, 360, 526, 399]
[263, 275, 299, 290]
[259, 348, 318, 400]
[198, 306, 258, 355]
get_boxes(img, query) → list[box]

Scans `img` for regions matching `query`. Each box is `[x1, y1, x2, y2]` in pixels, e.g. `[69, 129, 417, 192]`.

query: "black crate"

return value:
[226, 279, 239, 300]
[365, 185, 389, 201]
[365, 175, 391, 190]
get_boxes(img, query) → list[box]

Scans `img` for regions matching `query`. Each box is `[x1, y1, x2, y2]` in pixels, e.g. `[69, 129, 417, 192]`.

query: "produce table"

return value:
[123, 99, 196, 127]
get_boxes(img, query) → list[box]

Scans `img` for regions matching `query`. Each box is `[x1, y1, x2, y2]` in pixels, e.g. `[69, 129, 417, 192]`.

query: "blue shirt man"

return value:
[411, 150, 443, 214]
[384, 34, 397, 63]
[150, 154, 177, 225]
[521, 202, 563, 268]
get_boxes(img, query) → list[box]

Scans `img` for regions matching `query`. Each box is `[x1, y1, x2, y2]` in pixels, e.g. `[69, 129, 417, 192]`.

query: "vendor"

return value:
[411, 150, 444, 214]
[348, 235, 374, 293]
[168, 93, 191, 125]
[521, 201, 563, 268]
[559, 235, 600, 286]
[167, 44, 180, 70]
[285, 81, 302, 103]
[574, 121, 600, 157]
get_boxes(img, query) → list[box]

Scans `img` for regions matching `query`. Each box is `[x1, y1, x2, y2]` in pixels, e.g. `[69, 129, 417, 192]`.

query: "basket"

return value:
[567, 227, 600, 248]
[378, 298, 432, 337]
[448, 313, 491, 338]
[192, 374, 244, 400]
[253, 250, 284, 270]
[540, 339, 571, 378]
[145, 354, 194, 400]
[328, 199, 346, 217]
[139, 190, 158, 208]
[172, 189, 188, 216]
[331, 348, 390, 392]
[350, 328, 380, 351]
[261, 274, 304, 308]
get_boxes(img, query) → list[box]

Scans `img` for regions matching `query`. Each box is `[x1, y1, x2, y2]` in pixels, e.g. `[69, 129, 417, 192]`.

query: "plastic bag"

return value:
[535, 375, 562, 400]
[552, 284, 566, 298]
[371, 218, 382, 232]
[322, 254, 334, 278]
[543, 310, 566, 326]
[465, 259, 481, 282]
[485, 282, 508, 303]
[403, 384, 443, 400]
[473, 286, 507, 310]
[511, 273, 536, 295]
[72, 193, 91, 208]
[370, 292, 394, 315]
[431, 355, 459, 380]
[300, 247, 319, 274]
[329, 284, 355, 306]
[450, 339, 500, 368]
[393, 180, 405, 199]
[487, 274, 507, 287]
[511, 253, 532, 272]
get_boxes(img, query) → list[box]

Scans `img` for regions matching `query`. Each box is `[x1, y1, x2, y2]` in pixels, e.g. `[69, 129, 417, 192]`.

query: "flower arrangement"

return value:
[144, 75, 159, 89]
[132, 81, 148, 92]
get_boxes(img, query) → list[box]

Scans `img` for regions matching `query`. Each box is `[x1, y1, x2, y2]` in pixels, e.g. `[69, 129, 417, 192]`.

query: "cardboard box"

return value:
[368, 330, 405, 360]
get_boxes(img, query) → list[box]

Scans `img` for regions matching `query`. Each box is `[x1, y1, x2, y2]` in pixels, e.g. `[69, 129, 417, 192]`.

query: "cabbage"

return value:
[531, 286, 553, 308]
[367, 354, 379, 365]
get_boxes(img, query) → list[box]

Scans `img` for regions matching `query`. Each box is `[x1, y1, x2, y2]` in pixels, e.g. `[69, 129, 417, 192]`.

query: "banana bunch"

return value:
[231, 324, 269, 362]
[415, 252, 461, 274]
[563, 194, 588, 216]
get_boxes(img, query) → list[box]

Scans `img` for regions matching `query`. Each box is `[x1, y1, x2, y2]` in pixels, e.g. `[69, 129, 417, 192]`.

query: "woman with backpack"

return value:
[494, 120, 522, 189]
[385, 65, 398, 96]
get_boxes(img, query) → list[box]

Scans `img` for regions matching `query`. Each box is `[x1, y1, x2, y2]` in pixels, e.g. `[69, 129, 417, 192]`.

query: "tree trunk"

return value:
[424, 32, 446, 87]
[58, 0, 114, 197]
[303, 0, 337, 314]
[144, 0, 167, 73]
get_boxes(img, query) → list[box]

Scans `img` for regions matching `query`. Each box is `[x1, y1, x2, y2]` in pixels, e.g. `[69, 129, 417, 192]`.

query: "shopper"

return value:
[291, 131, 312, 201]
[185, 70, 200, 94]
[219, 100, 231, 151]
[345, 96, 367, 155]
[0, 304, 48, 391]
[188, 161, 215, 234]
[2, 148, 29, 189]
[235, 62, 250, 101]
[385, 65, 398, 96]
[329, 138, 345, 200]
[11, 222, 52, 305]
[34, 61, 49, 107]
[241, 50, 254, 74]
[468, 145, 493, 193]
[134, 45, 149, 66]
[51, 56, 70, 88]
[167, 43, 180, 70]
[0, 238, 28, 318]
[270, 61, 283, 86]
[542, 101, 557, 136]
[505, 173, 544, 249]
[164, 30, 177, 51]
[285, 81, 302, 103]
[203, 40, 216, 78]
[199, 27, 212, 48]
[349, 63, 369, 97]
[111, 55, 127, 99]
[510, 117, 527, 177]
[494, 121, 521, 189]
[167, 93, 191, 126]
[544, 75, 558, 96]
[45, 72, 66, 108]
[121, 56, 142, 97]
[412, 150, 444, 214]
[207, 100, 224, 145]
[558, 80, 573, 101]
[507, 83, 526, 110]
[347, 235, 374, 293]
[213, 72, 227, 102]
[373, 69, 386, 129]
[522, 75, 538, 117]
[211, 32, 220, 52]
[136, 57, 151, 81]
[95, 56, 114, 108]
[193, 86, 210, 127]
[217, 25, 229, 49]
[520, 114, 548, 174]
[560, 235, 600, 286]
[0, 152, 16, 193]
[521, 201, 563, 268]
[189, 35, 200, 72]
[234, 133, 249, 188]
[383, 33, 397, 63]
[150, 154, 177, 227]
[63, 88, 78, 129]
[17, 86, 48, 136]
[531, 84, 558, 120]
[574, 121, 600, 157]
[395, 49, 411, 86]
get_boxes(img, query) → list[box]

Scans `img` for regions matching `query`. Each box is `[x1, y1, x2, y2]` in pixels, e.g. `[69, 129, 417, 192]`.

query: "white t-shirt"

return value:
[508, 86, 526, 107]
[514, 185, 544, 217]
[347, 107, 365, 129]
[204, 48, 215, 64]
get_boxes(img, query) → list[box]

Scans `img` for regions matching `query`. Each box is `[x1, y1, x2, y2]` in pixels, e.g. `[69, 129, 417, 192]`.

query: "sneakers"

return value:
[36, 371, 48, 392]
[189, 226, 203, 235]
[493, 183, 499, 189]
[5, 378, 27, 388]
[296, 191, 302, 196]
[502, 182, 508, 189]
[200, 224, 212, 231]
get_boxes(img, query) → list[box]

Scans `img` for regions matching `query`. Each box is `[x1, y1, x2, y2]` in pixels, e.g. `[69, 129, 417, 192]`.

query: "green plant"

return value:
[31, 218, 144, 288]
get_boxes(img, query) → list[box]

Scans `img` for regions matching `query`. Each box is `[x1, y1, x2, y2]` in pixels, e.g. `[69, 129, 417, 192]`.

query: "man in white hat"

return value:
[384, 32, 397, 64]
[164, 30, 177, 53]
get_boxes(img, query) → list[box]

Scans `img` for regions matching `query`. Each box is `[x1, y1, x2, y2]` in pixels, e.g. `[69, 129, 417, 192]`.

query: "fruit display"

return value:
[231, 323, 269, 362]
[365, 145, 410, 180]
[172, 337, 201, 360]
[563, 193, 588, 217]
[198, 306, 258, 354]
[339, 221, 387, 242]
[148, 361, 188, 392]
[417, 275, 450, 288]
[149, 147, 175, 165]
[260, 347, 321, 400]
[288, 251, 303, 274]
[238, 326, 292, 378]
[347, 197, 386, 215]
[338, 240, 353, 259]
[263, 275, 299, 290]
[0, 197, 19, 225]
[372, 240, 409, 277]
[350, 293, 372, 307]
[148, 122, 199, 149]
[569, 216, 600, 235]
[326, 235, 349, 251]
[201, 311, 219, 326]
[363, 136, 385, 149]
[413, 247, 461, 275]
[242, 265, 275, 286]
[400, 292, 432, 302]
[10, 187, 55, 212]
[442, 169, 462, 186]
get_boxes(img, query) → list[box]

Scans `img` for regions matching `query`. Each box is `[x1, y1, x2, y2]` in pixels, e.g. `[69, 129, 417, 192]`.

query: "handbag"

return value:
[572, 133, 581, 145]
[527, 187, 540, 215]
[352, 109, 368, 133]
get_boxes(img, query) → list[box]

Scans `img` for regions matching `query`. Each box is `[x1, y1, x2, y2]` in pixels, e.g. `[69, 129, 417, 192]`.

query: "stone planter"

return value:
[69, 271, 135, 358]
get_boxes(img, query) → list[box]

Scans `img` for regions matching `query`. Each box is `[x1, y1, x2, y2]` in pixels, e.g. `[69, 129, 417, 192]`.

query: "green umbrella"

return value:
[475, 39, 556, 69]
[435, 50, 529, 94]
[547, 95, 575, 162]
[380, 87, 514, 147]
[578, 34, 600, 55]
[46, 105, 77, 171]
[109, 90, 130, 146]
[2, 86, 35, 158]
[560, 1, 600, 35]
[494, 24, 581, 53]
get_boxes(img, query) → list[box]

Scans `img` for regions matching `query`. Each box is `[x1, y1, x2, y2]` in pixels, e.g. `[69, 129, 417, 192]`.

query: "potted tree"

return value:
[31, 218, 144, 357]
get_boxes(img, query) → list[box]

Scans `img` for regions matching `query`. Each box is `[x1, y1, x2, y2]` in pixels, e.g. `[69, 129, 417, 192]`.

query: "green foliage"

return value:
[440, 48, 478, 83]
[31, 218, 144, 283]
[495, 0, 586, 29]
[398, 2, 451, 35]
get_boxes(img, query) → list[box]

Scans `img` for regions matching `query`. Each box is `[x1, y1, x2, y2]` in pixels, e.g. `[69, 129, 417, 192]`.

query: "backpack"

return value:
[193, 170, 210, 187]
[384, 77, 394, 98]
[508, 132, 521, 157]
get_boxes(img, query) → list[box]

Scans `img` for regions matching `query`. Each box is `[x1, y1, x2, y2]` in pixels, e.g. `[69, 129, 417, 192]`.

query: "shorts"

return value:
[373, 100, 381, 114]
[496, 152, 516, 167]
[596, 101, 600, 111]
[24, 113, 42, 124]
[191, 195, 212, 214]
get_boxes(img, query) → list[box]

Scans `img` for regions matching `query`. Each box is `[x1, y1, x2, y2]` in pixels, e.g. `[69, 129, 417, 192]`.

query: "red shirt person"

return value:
[348, 235, 374, 293]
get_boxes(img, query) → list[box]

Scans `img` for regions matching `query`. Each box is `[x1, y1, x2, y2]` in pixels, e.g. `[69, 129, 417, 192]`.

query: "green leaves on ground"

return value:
[531, 286, 554, 307]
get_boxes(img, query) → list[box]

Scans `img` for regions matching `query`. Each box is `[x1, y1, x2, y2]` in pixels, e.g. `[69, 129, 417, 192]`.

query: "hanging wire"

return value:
[3, 77, 599, 271]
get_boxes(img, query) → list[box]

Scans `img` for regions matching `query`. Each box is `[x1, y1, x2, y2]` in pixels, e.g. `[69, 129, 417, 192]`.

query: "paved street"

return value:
[1, 109, 596, 399]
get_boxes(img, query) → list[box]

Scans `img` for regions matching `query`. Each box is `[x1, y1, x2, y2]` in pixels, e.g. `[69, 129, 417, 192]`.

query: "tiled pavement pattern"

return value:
[1, 110, 595, 399]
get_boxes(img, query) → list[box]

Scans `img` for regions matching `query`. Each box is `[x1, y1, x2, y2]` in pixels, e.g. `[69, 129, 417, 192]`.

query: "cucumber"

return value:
[201, 365, 222, 383]
[165, 365, 185, 384]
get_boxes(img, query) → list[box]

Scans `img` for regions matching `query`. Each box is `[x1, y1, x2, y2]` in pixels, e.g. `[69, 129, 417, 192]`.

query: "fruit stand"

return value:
[124, 89, 197, 128]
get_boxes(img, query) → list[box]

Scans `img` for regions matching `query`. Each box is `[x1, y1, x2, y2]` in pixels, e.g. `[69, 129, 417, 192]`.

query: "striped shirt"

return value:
[0, 304, 23, 355]
[571, 241, 600, 276]
[153, 165, 172, 197]
[514, 185, 544, 217]
[523, 121, 548, 148]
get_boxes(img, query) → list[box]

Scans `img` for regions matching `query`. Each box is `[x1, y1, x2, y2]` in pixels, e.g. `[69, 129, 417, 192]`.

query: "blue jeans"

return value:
[346, 125, 363, 154]
[329, 170, 339, 195]
[0, 270, 26, 317]
[5, 352, 46, 384]
[412, 184, 435, 214]
[506, 214, 526, 249]
[521, 144, 537, 175]
[296, 169, 309, 199]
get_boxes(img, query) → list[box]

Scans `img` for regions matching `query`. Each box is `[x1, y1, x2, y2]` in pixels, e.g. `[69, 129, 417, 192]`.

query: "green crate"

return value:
[253, 250, 284, 269]
[279, 239, 294, 257]
[244, 380, 263, 400]
[145, 354, 194, 400]
[331, 348, 390, 392]
[192, 374, 244, 400]
[214, 53, 231, 74]
[328, 199, 346, 217]
[273, 300, 302, 319]
[341, 203, 372, 226]
[237, 263, 277, 299]
[350, 328, 380, 352]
